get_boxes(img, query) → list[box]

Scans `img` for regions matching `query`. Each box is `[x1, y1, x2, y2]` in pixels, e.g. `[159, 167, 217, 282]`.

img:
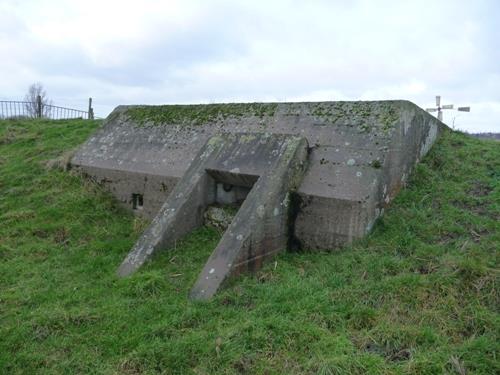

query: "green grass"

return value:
[0, 119, 499, 374]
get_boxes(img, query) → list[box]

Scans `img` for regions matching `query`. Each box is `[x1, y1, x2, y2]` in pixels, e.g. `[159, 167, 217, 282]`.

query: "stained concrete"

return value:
[116, 133, 308, 299]
[72, 100, 444, 297]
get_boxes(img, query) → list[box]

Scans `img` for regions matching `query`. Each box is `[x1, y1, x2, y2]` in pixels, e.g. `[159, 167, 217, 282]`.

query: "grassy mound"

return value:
[0, 119, 498, 374]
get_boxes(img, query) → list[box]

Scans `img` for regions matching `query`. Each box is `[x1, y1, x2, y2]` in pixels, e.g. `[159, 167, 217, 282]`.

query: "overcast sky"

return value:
[1, 0, 499, 132]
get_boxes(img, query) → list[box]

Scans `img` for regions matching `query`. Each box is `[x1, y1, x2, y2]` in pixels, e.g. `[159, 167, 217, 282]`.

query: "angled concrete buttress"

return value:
[117, 132, 308, 299]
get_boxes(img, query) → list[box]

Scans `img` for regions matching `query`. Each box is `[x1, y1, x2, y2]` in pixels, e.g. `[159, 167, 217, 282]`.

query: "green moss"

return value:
[218, 204, 239, 217]
[239, 133, 258, 143]
[309, 102, 400, 133]
[378, 105, 399, 132]
[126, 103, 278, 126]
[125, 101, 400, 134]
[359, 123, 371, 133]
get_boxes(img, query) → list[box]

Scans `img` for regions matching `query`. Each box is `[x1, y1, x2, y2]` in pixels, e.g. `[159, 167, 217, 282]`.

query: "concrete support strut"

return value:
[117, 132, 309, 300]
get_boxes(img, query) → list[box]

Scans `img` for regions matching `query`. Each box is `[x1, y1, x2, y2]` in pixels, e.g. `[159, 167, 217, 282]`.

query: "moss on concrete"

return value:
[124, 101, 402, 133]
[310, 101, 400, 132]
[127, 103, 278, 126]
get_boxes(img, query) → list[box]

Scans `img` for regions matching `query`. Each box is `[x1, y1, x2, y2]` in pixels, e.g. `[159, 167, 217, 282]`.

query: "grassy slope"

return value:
[0, 119, 498, 375]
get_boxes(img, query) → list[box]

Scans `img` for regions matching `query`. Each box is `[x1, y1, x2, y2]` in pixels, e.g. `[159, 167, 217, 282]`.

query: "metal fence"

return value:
[0, 96, 94, 120]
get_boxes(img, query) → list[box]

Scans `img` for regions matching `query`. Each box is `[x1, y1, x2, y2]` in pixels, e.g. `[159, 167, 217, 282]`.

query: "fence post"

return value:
[36, 95, 42, 118]
[88, 97, 94, 120]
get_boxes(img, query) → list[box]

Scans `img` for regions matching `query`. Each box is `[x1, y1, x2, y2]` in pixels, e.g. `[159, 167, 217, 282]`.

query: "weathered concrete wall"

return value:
[117, 133, 308, 299]
[72, 101, 444, 252]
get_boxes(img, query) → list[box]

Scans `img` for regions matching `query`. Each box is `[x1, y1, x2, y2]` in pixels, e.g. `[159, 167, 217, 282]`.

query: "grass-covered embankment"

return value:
[0, 119, 498, 374]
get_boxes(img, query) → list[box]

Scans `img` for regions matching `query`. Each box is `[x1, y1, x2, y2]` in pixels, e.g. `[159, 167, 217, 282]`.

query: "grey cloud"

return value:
[1, 0, 499, 131]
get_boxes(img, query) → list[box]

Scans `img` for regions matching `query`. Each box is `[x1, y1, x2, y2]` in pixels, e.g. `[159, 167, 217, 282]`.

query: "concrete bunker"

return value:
[71, 100, 445, 299]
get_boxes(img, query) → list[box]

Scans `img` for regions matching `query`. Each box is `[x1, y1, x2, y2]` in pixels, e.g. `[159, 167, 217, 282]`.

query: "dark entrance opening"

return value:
[132, 193, 144, 210]
[203, 170, 258, 232]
